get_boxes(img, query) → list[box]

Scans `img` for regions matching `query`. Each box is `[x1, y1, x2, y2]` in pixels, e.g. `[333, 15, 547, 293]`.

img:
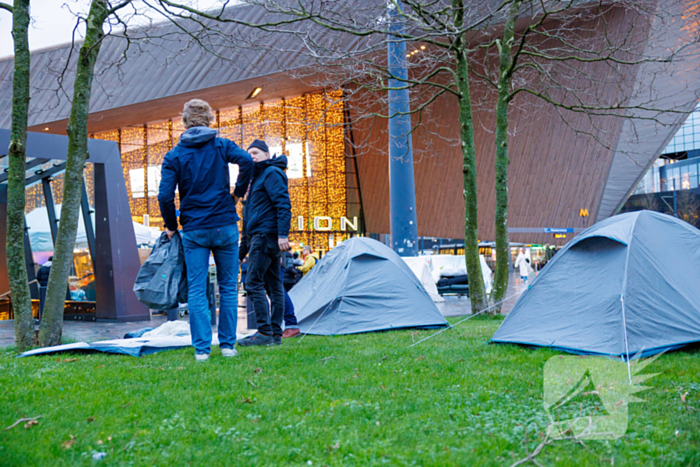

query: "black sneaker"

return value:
[237, 332, 274, 347]
[273, 335, 282, 345]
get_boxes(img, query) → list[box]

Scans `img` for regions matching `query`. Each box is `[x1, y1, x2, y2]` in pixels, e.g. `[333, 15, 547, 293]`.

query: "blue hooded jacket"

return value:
[158, 126, 253, 232]
[243, 155, 292, 238]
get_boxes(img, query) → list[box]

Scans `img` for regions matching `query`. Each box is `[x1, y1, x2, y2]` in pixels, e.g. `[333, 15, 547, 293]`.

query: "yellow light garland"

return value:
[87, 90, 349, 252]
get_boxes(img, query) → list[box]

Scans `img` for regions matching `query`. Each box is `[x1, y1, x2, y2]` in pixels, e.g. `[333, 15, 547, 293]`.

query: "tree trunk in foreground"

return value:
[39, 0, 111, 346]
[7, 0, 34, 350]
[491, 1, 520, 312]
[453, 0, 488, 314]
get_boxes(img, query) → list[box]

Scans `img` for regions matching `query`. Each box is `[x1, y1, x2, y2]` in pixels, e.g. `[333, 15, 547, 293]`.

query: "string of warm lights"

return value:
[20, 89, 349, 283]
[406, 44, 427, 59]
[85, 90, 349, 252]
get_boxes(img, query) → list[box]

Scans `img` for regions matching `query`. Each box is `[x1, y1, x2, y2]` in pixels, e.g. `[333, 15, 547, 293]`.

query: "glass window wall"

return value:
[91, 90, 352, 251]
[663, 104, 700, 155]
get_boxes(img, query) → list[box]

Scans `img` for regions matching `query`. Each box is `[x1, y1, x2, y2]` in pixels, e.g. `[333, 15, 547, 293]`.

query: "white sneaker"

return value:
[195, 353, 210, 362]
[221, 347, 238, 358]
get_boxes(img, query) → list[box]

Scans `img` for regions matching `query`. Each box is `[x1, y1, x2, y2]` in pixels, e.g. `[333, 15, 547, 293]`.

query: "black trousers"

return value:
[245, 233, 284, 336]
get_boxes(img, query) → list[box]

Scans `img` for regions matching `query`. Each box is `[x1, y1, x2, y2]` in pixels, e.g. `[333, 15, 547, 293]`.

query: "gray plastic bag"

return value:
[133, 231, 188, 310]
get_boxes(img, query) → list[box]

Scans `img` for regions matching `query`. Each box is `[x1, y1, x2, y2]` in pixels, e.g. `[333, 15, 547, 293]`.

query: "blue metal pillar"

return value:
[673, 179, 678, 217]
[388, 1, 419, 256]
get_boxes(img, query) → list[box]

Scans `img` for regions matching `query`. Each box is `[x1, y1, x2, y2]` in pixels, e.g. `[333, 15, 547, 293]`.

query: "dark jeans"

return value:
[245, 233, 284, 336]
[284, 289, 298, 328]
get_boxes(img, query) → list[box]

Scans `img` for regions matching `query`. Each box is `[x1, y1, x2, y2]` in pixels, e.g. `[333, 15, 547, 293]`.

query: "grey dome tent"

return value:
[491, 211, 700, 357]
[289, 237, 448, 335]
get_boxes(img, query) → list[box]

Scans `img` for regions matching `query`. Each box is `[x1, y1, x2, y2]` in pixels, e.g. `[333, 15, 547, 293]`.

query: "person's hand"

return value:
[166, 229, 176, 240]
[278, 237, 291, 252]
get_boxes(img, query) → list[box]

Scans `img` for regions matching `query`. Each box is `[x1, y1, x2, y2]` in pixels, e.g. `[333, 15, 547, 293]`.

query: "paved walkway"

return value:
[0, 273, 528, 348]
[436, 271, 528, 317]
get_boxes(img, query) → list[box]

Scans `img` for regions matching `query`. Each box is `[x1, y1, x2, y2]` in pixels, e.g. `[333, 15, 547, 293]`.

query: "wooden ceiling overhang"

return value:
[26, 72, 323, 135]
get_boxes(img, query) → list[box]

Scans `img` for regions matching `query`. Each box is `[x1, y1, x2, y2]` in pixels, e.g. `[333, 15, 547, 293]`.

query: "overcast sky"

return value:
[0, 0, 226, 59]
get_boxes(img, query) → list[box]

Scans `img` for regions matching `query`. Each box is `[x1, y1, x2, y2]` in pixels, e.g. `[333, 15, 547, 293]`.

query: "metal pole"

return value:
[387, 1, 418, 256]
[81, 182, 96, 270]
[41, 178, 59, 244]
[673, 178, 678, 217]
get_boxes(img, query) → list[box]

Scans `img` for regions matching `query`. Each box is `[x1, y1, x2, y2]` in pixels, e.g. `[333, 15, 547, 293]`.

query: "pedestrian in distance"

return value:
[282, 251, 302, 292]
[238, 139, 292, 347]
[514, 247, 534, 285]
[298, 245, 320, 277]
[158, 99, 253, 362]
[37, 256, 53, 288]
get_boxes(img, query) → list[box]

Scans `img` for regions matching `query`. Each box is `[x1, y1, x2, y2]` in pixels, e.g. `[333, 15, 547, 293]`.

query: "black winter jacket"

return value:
[37, 263, 51, 287]
[243, 156, 292, 238]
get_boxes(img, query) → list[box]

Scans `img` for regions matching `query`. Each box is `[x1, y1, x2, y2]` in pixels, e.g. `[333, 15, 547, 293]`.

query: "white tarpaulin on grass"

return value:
[19, 321, 252, 358]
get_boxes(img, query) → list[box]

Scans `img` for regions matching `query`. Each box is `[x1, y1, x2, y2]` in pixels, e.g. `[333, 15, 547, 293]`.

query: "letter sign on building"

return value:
[313, 216, 333, 231]
[296, 216, 358, 232]
[340, 216, 358, 231]
[579, 208, 589, 217]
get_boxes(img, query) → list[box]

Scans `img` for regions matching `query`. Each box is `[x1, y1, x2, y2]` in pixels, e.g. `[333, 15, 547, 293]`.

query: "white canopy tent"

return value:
[424, 254, 493, 294]
[401, 254, 493, 296]
[401, 256, 444, 302]
[26, 206, 161, 252]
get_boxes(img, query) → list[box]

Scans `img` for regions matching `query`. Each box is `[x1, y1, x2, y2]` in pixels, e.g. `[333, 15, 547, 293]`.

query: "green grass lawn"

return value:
[1, 317, 698, 466]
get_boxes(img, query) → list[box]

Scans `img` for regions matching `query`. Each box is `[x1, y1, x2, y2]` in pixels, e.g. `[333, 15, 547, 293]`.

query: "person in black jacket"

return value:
[37, 257, 53, 287]
[238, 139, 292, 347]
[282, 251, 302, 291]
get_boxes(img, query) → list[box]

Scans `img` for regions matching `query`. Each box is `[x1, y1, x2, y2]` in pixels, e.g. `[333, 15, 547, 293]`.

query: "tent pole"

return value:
[41, 178, 59, 244]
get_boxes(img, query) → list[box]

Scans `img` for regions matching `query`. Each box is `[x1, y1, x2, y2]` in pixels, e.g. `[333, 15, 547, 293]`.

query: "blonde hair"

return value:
[182, 99, 215, 129]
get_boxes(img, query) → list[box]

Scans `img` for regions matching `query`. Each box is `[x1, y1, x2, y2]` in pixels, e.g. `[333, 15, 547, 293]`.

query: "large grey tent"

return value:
[289, 238, 448, 335]
[491, 211, 700, 357]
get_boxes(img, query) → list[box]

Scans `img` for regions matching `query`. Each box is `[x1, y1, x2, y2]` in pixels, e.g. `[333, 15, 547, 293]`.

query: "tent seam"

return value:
[620, 233, 633, 381]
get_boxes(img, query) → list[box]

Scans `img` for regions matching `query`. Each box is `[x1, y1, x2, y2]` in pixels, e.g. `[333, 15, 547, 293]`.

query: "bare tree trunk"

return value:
[39, 0, 111, 346]
[453, 0, 488, 314]
[491, 0, 521, 312]
[6, 0, 34, 350]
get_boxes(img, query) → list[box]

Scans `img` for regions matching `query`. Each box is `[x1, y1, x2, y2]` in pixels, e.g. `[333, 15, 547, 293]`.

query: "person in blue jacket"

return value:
[237, 139, 292, 347]
[158, 99, 253, 361]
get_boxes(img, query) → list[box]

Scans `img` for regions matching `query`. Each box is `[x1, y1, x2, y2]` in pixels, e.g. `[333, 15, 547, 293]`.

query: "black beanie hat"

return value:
[247, 139, 269, 154]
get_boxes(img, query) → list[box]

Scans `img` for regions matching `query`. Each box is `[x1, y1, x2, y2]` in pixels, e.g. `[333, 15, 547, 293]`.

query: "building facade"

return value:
[2, 0, 700, 250]
[623, 104, 700, 227]
[23, 91, 362, 252]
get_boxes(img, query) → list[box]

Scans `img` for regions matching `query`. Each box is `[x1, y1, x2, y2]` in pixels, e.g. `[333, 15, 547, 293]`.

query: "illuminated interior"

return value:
[25, 90, 354, 253]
